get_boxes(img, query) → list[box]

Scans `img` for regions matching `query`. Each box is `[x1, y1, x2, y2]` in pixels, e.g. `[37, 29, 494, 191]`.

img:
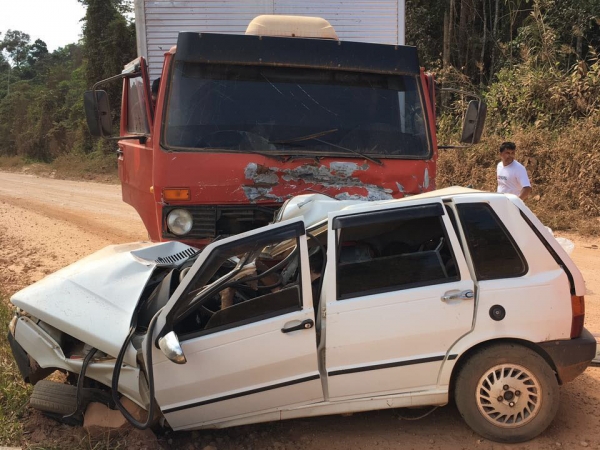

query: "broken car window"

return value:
[336, 213, 459, 300]
[172, 233, 303, 338]
[164, 63, 430, 159]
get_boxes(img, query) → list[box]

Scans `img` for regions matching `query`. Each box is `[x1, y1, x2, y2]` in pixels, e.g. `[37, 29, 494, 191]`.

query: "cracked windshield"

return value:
[164, 62, 430, 158]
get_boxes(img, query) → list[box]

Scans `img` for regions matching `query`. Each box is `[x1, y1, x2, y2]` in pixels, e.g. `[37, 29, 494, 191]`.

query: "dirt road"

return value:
[1, 172, 599, 450]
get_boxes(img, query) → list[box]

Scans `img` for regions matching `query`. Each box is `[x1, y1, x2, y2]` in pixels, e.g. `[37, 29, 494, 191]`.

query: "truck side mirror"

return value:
[158, 331, 187, 364]
[84, 90, 112, 137]
[460, 100, 487, 145]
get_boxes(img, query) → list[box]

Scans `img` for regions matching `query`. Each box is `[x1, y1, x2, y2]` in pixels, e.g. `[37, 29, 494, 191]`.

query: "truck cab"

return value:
[84, 16, 485, 248]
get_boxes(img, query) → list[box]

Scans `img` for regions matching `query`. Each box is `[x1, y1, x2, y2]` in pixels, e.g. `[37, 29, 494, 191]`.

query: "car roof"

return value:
[340, 186, 488, 212]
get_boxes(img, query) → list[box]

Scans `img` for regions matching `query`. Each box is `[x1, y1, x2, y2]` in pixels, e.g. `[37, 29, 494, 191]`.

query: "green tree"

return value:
[1, 30, 31, 69]
[79, 0, 136, 87]
[78, 0, 136, 153]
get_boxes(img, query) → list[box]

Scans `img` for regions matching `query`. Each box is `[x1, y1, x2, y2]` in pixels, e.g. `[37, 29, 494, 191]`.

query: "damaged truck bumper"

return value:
[8, 315, 145, 407]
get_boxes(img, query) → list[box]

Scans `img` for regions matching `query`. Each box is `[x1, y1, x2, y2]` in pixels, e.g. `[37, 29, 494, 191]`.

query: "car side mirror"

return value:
[158, 331, 187, 364]
[460, 100, 487, 145]
[84, 90, 112, 137]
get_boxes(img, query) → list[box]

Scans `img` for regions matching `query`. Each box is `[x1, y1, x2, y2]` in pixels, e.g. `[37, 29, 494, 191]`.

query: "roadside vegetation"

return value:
[1, 1, 598, 232]
[0, 296, 31, 446]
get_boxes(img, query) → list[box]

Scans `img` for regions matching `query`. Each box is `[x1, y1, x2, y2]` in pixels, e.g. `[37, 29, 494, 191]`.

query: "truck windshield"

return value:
[163, 62, 430, 159]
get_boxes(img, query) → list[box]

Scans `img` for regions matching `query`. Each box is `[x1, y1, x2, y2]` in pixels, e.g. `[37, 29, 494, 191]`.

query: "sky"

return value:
[0, 0, 87, 51]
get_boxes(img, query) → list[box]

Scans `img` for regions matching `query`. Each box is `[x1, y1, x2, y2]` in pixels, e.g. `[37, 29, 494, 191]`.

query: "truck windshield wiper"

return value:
[272, 128, 338, 144]
[312, 139, 383, 166]
[196, 145, 285, 162]
[273, 129, 383, 166]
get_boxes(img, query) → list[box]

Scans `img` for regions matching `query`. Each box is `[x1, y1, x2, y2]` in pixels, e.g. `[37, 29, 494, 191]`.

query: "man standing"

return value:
[497, 141, 532, 200]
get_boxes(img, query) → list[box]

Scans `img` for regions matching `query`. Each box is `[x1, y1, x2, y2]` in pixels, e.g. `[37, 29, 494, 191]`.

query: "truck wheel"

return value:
[30, 380, 78, 416]
[454, 343, 559, 443]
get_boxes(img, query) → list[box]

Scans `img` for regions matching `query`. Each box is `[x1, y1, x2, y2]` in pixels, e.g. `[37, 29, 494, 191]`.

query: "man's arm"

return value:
[517, 164, 532, 200]
[519, 186, 532, 200]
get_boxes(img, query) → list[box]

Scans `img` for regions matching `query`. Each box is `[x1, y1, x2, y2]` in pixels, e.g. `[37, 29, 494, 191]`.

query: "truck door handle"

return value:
[281, 319, 314, 334]
[116, 149, 124, 157]
[441, 289, 474, 302]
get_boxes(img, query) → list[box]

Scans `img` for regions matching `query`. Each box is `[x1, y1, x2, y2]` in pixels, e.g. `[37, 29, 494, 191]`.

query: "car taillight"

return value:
[570, 295, 585, 338]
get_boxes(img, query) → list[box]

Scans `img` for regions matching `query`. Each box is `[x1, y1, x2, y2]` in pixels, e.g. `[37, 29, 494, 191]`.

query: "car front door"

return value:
[322, 198, 475, 400]
[151, 218, 323, 430]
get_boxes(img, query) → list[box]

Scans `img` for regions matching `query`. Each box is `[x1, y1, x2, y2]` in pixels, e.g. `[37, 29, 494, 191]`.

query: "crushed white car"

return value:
[7, 187, 596, 443]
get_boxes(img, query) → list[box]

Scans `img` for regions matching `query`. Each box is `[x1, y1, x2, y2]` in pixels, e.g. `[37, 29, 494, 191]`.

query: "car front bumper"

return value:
[538, 327, 597, 383]
[8, 315, 145, 406]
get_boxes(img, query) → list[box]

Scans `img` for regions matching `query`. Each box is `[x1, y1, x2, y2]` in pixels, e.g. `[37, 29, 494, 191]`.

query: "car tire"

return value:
[454, 343, 559, 443]
[30, 380, 78, 416]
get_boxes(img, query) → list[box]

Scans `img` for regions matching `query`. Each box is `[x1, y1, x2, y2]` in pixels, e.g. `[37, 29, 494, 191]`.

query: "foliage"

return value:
[437, 112, 600, 234]
[1, 30, 32, 69]
[486, 54, 600, 131]
[0, 1, 134, 161]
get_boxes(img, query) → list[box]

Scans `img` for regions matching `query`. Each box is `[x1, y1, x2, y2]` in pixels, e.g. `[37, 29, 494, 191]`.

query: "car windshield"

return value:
[163, 62, 431, 159]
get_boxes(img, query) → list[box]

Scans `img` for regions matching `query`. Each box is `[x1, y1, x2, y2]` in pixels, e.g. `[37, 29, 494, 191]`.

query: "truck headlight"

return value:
[167, 209, 193, 236]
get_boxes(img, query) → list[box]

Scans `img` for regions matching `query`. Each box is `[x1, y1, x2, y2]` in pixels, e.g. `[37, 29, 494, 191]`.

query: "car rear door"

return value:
[151, 218, 323, 430]
[450, 196, 573, 342]
[322, 198, 475, 399]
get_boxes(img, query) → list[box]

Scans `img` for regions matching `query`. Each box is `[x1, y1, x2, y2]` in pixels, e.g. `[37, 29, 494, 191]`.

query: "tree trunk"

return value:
[480, 0, 488, 85]
[443, 9, 450, 69]
[490, 0, 500, 76]
[449, 0, 456, 66]
[459, 0, 471, 70]
[442, 8, 449, 107]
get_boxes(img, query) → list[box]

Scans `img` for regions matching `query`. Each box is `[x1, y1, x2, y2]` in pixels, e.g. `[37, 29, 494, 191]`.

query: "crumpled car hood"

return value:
[11, 241, 196, 361]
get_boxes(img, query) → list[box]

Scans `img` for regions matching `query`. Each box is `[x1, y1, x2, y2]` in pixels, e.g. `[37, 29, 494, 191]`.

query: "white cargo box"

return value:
[134, 0, 406, 79]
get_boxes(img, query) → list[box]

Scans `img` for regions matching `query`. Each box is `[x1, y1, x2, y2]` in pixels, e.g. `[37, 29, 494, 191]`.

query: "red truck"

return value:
[84, 15, 485, 248]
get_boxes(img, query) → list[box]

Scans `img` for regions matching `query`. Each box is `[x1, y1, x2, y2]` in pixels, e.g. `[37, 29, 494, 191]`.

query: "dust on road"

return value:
[1, 172, 599, 450]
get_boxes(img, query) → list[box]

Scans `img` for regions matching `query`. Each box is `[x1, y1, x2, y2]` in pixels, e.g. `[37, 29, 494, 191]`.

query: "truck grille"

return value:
[162, 205, 279, 240]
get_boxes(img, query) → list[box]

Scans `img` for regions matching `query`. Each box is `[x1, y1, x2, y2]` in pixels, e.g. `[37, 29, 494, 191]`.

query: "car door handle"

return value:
[281, 319, 314, 334]
[441, 289, 474, 302]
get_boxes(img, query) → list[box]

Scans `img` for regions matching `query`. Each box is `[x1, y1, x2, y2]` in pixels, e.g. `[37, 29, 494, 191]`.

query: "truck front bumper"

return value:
[539, 328, 597, 383]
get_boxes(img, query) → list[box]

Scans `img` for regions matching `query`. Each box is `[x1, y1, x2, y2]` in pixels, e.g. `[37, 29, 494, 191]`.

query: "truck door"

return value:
[118, 57, 159, 240]
[323, 198, 475, 399]
[151, 218, 323, 429]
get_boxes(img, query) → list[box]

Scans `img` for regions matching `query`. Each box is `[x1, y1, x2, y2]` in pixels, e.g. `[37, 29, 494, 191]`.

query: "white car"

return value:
[8, 187, 595, 443]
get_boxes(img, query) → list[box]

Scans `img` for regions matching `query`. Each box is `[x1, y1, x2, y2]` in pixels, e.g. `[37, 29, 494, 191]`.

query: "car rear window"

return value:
[457, 203, 527, 280]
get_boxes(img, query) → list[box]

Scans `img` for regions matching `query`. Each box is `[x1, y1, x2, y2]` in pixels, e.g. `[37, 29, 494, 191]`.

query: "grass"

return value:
[0, 295, 31, 446]
[0, 151, 119, 184]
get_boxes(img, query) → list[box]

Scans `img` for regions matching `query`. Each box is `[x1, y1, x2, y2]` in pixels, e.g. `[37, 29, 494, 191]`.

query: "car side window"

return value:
[173, 232, 303, 339]
[127, 76, 150, 134]
[457, 203, 528, 280]
[335, 205, 459, 300]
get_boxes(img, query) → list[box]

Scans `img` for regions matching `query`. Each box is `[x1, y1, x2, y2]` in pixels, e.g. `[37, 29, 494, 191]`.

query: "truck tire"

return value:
[454, 343, 559, 443]
[30, 380, 78, 416]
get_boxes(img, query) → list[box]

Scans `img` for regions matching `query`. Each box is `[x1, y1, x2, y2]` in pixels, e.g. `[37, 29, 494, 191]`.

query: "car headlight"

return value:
[167, 209, 193, 236]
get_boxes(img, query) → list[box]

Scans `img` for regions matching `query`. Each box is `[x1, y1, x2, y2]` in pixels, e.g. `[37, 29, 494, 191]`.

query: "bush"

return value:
[438, 112, 600, 234]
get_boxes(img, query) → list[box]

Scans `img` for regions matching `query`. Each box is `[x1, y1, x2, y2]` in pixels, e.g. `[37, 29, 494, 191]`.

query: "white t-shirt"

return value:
[497, 160, 531, 195]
